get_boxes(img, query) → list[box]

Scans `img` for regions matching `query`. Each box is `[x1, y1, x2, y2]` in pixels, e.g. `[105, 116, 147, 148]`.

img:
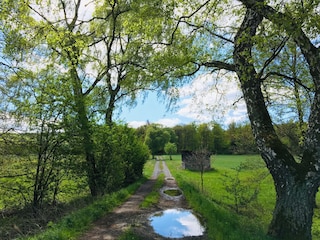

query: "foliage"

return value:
[144, 124, 171, 157]
[275, 121, 303, 156]
[165, 155, 274, 240]
[139, 121, 303, 156]
[161, 0, 319, 237]
[1, 0, 319, 238]
[197, 123, 215, 150]
[93, 124, 150, 193]
[173, 123, 199, 151]
[111, 125, 150, 185]
[0, 123, 148, 210]
[0, 0, 197, 198]
[0, 132, 79, 210]
[228, 123, 257, 154]
[164, 142, 177, 160]
[212, 123, 230, 154]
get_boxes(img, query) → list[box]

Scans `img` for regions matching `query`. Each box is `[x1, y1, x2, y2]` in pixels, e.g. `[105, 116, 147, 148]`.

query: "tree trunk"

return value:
[70, 66, 100, 197]
[233, 7, 319, 240]
[105, 76, 121, 125]
[268, 180, 317, 240]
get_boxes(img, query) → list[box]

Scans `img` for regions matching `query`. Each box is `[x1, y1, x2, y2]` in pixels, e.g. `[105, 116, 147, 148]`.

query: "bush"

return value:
[93, 124, 150, 193]
[115, 125, 150, 184]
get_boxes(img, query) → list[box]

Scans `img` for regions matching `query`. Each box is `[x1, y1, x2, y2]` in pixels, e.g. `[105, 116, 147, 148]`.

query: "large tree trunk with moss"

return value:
[234, 7, 320, 240]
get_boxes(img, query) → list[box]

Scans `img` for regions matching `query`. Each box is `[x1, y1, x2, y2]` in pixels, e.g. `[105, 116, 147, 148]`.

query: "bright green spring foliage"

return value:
[0, 0, 199, 198]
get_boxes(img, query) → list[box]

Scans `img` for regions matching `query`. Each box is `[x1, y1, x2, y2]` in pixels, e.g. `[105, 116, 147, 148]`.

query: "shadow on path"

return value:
[78, 159, 208, 240]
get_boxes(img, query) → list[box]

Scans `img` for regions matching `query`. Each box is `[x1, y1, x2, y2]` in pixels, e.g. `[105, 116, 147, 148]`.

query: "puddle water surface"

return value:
[149, 208, 205, 238]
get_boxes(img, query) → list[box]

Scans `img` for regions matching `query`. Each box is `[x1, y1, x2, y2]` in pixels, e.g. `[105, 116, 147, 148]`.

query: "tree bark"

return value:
[268, 180, 316, 240]
[105, 81, 120, 126]
[233, 5, 320, 240]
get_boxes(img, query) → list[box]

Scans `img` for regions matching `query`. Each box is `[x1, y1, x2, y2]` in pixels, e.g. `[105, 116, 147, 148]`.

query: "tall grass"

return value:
[19, 158, 155, 240]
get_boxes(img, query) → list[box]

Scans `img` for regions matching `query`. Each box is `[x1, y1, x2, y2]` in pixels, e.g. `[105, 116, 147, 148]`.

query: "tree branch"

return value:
[257, 36, 289, 79]
[157, 0, 212, 46]
[200, 61, 236, 72]
[180, 20, 234, 43]
[261, 71, 313, 92]
[239, 0, 320, 88]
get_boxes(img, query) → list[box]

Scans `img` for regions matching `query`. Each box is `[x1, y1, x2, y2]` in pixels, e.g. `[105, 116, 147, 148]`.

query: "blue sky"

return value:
[117, 72, 249, 128]
[117, 91, 195, 128]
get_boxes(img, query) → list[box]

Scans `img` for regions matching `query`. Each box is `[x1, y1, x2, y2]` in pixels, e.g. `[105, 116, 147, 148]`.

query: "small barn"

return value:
[181, 150, 211, 171]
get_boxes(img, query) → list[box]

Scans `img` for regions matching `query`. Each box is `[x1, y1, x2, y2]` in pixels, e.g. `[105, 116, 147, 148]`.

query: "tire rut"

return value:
[78, 159, 208, 240]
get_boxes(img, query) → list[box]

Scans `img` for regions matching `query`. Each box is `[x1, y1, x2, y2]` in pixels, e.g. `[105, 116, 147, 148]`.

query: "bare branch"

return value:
[70, 0, 82, 29]
[261, 71, 313, 91]
[83, 70, 108, 96]
[160, 0, 212, 46]
[180, 20, 234, 43]
[257, 36, 289, 79]
[60, 0, 68, 25]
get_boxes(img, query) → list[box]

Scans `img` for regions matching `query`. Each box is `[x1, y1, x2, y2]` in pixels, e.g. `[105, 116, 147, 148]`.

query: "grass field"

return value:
[152, 154, 320, 240]
[2, 154, 320, 239]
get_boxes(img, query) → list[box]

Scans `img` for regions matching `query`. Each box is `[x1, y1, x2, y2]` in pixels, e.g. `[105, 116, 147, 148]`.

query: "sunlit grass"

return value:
[140, 174, 164, 209]
[164, 154, 320, 239]
[22, 180, 144, 240]
[142, 159, 155, 179]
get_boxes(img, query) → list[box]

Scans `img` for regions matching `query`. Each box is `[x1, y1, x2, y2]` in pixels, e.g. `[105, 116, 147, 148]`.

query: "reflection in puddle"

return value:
[149, 208, 205, 238]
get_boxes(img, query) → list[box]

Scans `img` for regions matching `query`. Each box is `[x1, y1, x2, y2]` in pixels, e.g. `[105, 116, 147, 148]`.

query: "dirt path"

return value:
[78, 159, 207, 240]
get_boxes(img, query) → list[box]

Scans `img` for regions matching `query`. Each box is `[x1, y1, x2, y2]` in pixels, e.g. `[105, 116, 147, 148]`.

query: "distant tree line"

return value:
[139, 121, 302, 156]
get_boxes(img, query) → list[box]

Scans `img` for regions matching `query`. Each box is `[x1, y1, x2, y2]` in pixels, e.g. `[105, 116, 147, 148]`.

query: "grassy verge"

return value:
[164, 155, 273, 239]
[140, 174, 164, 209]
[142, 159, 155, 179]
[21, 179, 145, 240]
[177, 176, 273, 240]
[165, 154, 320, 239]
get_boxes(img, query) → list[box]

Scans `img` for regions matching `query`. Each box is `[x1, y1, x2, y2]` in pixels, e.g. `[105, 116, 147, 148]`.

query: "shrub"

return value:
[93, 124, 150, 193]
[223, 159, 269, 214]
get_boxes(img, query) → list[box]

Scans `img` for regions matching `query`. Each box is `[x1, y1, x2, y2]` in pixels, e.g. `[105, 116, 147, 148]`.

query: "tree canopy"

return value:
[0, 0, 196, 196]
[1, 0, 320, 239]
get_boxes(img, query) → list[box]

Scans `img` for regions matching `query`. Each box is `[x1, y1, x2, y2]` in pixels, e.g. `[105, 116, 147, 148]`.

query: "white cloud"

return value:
[178, 214, 204, 236]
[127, 121, 147, 128]
[173, 71, 248, 126]
[156, 118, 182, 127]
[128, 118, 182, 128]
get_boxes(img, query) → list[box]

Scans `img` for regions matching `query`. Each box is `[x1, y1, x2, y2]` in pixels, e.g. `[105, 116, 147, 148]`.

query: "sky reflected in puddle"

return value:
[149, 208, 205, 238]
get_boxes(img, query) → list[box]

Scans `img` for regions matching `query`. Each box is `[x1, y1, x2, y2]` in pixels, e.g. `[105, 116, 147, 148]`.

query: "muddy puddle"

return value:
[149, 208, 205, 238]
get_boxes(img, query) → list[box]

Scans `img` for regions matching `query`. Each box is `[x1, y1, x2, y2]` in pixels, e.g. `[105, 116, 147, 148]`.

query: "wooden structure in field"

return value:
[181, 150, 211, 171]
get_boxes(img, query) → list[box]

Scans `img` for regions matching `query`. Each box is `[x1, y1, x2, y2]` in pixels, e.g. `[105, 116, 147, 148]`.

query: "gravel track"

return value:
[78, 160, 207, 240]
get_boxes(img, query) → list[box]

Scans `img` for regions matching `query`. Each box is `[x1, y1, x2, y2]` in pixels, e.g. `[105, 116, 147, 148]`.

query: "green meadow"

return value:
[2, 155, 320, 239]
[159, 155, 320, 240]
